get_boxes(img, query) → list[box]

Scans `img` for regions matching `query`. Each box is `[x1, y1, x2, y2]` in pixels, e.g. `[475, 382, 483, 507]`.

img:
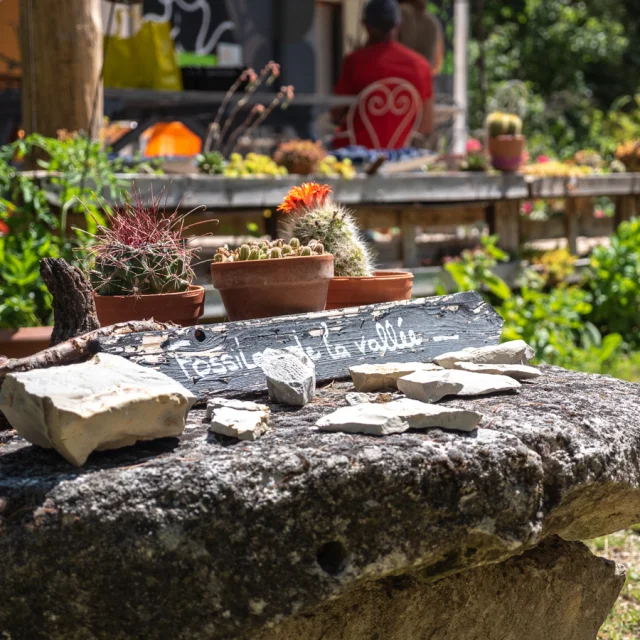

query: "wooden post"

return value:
[490, 201, 520, 255]
[564, 198, 579, 255]
[614, 195, 637, 228]
[401, 215, 419, 268]
[19, 0, 103, 138]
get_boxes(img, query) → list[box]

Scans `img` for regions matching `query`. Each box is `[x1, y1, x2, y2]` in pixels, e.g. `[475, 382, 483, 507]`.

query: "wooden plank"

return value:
[401, 217, 419, 268]
[564, 199, 579, 255]
[97, 292, 503, 400]
[490, 201, 521, 254]
[614, 195, 638, 227]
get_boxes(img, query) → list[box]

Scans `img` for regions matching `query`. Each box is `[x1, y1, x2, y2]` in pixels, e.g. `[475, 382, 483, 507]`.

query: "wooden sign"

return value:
[97, 292, 503, 400]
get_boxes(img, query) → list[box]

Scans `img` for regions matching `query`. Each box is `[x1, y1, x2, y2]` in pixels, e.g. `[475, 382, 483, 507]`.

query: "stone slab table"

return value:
[1, 367, 638, 640]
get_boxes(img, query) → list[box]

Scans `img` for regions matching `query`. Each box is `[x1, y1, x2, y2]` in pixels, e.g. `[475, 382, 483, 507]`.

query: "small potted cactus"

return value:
[280, 183, 413, 310]
[87, 192, 205, 327]
[273, 139, 327, 175]
[486, 112, 526, 173]
[210, 238, 334, 321]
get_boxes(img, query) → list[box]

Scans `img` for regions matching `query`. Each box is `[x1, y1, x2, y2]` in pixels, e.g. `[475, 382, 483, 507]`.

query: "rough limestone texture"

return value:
[349, 362, 442, 392]
[1, 367, 640, 639]
[260, 347, 316, 406]
[435, 340, 535, 369]
[256, 537, 625, 640]
[317, 398, 481, 435]
[209, 406, 269, 441]
[452, 361, 542, 380]
[399, 369, 520, 403]
[0, 353, 196, 467]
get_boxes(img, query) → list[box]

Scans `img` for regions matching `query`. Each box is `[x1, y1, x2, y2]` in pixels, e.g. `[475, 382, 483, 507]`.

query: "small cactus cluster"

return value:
[87, 191, 197, 296]
[214, 237, 325, 263]
[279, 183, 374, 277]
[196, 151, 225, 175]
[486, 112, 523, 138]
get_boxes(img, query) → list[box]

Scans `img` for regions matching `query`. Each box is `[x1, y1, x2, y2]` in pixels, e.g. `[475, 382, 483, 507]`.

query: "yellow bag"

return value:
[103, 5, 183, 91]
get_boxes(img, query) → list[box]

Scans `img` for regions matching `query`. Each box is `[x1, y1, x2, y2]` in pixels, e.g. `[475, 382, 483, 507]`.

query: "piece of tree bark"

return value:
[19, 0, 102, 139]
[0, 321, 175, 385]
[40, 258, 101, 347]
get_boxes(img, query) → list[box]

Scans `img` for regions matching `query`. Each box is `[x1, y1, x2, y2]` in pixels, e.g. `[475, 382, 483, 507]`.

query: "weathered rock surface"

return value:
[452, 361, 542, 380]
[206, 397, 269, 419]
[256, 537, 625, 640]
[435, 340, 535, 369]
[398, 369, 520, 402]
[260, 347, 316, 406]
[317, 398, 481, 435]
[209, 406, 269, 441]
[0, 353, 195, 466]
[345, 392, 400, 406]
[1, 367, 640, 639]
[349, 362, 442, 392]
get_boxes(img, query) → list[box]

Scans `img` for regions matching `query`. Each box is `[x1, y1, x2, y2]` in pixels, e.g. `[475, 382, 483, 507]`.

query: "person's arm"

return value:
[419, 97, 434, 135]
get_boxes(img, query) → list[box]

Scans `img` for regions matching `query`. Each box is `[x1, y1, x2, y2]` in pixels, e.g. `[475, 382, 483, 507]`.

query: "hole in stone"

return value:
[316, 541, 348, 576]
[194, 329, 206, 342]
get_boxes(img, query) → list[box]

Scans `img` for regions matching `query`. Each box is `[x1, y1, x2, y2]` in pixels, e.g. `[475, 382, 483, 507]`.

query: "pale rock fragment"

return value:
[0, 353, 196, 466]
[208, 406, 269, 441]
[206, 397, 269, 420]
[259, 348, 316, 406]
[452, 362, 542, 381]
[434, 340, 535, 369]
[349, 362, 442, 392]
[398, 369, 520, 403]
[317, 398, 481, 435]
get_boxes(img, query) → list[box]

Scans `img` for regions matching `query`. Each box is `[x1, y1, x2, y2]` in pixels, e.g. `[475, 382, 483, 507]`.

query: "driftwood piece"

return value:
[98, 291, 504, 400]
[40, 258, 100, 347]
[0, 321, 174, 384]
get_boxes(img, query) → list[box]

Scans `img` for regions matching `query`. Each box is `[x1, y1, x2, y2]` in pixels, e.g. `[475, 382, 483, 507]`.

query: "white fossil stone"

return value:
[398, 370, 521, 403]
[434, 341, 535, 369]
[208, 407, 269, 441]
[260, 348, 316, 407]
[317, 397, 481, 435]
[0, 353, 196, 467]
[349, 362, 442, 392]
[206, 397, 269, 420]
[451, 362, 542, 380]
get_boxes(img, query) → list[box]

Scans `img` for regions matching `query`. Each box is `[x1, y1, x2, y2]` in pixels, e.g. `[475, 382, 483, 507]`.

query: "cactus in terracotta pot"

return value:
[213, 238, 324, 263]
[279, 183, 374, 277]
[486, 112, 526, 173]
[273, 139, 327, 175]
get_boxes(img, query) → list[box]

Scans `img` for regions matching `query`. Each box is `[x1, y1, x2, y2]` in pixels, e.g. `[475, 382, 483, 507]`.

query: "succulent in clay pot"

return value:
[273, 139, 327, 175]
[486, 112, 526, 173]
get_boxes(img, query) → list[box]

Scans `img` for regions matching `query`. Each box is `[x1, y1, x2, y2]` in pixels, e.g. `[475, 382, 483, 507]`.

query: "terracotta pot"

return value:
[488, 135, 526, 172]
[0, 327, 53, 358]
[94, 285, 205, 327]
[326, 270, 414, 310]
[211, 254, 334, 321]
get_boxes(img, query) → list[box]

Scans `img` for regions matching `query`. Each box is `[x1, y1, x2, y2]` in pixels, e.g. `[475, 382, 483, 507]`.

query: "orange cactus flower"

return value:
[278, 182, 332, 214]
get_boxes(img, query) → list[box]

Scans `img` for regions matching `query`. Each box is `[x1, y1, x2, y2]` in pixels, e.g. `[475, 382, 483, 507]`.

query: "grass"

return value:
[587, 527, 640, 639]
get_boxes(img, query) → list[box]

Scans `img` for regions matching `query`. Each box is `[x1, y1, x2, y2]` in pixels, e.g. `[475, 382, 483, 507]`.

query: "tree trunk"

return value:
[19, 0, 103, 138]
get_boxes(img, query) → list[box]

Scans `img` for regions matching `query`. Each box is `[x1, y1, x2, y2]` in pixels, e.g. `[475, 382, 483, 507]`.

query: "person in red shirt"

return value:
[331, 0, 434, 149]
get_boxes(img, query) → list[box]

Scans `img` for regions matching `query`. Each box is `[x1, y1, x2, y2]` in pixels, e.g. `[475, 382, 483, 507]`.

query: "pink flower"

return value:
[521, 202, 533, 215]
[466, 138, 482, 154]
[536, 155, 550, 163]
[594, 209, 606, 219]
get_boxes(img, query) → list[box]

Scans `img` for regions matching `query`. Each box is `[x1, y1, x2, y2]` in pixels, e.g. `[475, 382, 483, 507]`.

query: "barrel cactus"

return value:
[279, 183, 374, 277]
[486, 112, 523, 138]
[87, 192, 197, 296]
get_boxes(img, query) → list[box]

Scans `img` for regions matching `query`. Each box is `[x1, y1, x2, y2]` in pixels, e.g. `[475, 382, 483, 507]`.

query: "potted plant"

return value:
[210, 238, 334, 321]
[274, 139, 327, 175]
[486, 112, 526, 173]
[615, 141, 640, 172]
[280, 183, 413, 310]
[87, 192, 205, 327]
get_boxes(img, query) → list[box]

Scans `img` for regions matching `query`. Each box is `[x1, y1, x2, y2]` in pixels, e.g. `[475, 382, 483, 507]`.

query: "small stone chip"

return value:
[451, 362, 542, 380]
[434, 340, 535, 369]
[206, 398, 269, 420]
[349, 362, 442, 392]
[317, 398, 481, 436]
[209, 407, 269, 441]
[398, 369, 520, 403]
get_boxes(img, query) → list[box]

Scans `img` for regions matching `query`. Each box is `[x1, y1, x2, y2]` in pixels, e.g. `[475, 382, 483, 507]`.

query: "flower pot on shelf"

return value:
[326, 270, 414, 310]
[211, 254, 334, 321]
[488, 135, 526, 173]
[93, 285, 205, 327]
